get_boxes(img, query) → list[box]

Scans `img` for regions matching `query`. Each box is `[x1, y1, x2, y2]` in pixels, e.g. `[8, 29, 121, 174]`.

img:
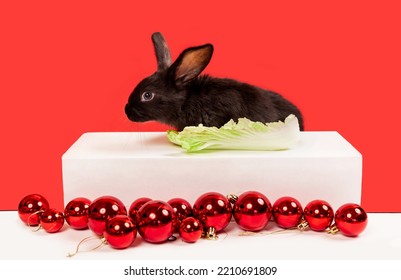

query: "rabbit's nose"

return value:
[125, 104, 137, 121]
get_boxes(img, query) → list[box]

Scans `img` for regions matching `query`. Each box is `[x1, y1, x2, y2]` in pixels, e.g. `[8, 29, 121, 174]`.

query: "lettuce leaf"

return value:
[167, 114, 300, 152]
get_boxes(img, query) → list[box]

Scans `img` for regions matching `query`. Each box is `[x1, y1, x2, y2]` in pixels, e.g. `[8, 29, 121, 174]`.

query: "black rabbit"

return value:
[125, 32, 304, 131]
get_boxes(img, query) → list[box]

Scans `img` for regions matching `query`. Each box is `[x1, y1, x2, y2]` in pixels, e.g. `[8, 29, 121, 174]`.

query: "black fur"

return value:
[125, 32, 304, 131]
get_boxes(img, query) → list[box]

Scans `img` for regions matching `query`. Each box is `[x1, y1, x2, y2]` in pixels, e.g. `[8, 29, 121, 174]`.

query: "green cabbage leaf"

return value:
[167, 114, 300, 152]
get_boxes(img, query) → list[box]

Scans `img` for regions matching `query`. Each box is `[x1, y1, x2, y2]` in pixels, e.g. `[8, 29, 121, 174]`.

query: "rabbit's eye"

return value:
[141, 91, 155, 102]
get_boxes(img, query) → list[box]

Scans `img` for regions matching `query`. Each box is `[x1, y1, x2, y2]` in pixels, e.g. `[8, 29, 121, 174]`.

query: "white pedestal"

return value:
[62, 131, 362, 210]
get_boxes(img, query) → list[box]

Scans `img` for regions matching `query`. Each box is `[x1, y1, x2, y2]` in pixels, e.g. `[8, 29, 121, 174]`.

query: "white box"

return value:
[62, 132, 362, 210]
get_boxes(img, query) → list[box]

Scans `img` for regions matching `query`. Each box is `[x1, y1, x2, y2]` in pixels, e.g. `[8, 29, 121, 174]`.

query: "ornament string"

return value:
[239, 219, 310, 236]
[27, 210, 44, 232]
[67, 236, 107, 257]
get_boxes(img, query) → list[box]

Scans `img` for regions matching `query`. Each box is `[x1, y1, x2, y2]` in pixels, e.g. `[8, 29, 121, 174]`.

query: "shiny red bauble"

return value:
[18, 194, 50, 226]
[304, 200, 334, 231]
[40, 209, 65, 233]
[193, 192, 232, 232]
[128, 197, 152, 225]
[168, 198, 193, 232]
[88, 196, 127, 235]
[334, 203, 368, 237]
[272, 196, 303, 229]
[104, 215, 137, 249]
[137, 200, 177, 243]
[64, 197, 91, 230]
[233, 191, 272, 231]
[179, 217, 203, 243]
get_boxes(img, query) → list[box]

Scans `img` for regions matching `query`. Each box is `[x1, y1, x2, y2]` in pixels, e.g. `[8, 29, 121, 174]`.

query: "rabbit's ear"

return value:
[152, 32, 172, 71]
[170, 44, 213, 85]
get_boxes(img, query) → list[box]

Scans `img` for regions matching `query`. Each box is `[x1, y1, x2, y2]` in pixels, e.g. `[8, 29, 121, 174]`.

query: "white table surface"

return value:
[1, 211, 400, 260]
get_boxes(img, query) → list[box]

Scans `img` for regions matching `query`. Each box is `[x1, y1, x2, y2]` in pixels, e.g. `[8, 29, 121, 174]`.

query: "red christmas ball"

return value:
[88, 196, 127, 236]
[18, 194, 50, 226]
[104, 215, 137, 249]
[304, 200, 334, 231]
[168, 197, 193, 232]
[128, 197, 152, 225]
[233, 191, 272, 231]
[272, 196, 303, 229]
[179, 217, 203, 243]
[137, 200, 177, 243]
[64, 197, 91, 230]
[193, 192, 232, 232]
[335, 203, 368, 237]
[40, 209, 65, 233]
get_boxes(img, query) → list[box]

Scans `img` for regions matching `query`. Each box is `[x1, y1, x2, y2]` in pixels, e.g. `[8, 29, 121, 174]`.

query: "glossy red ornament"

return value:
[128, 197, 152, 225]
[233, 191, 272, 231]
[193, 192, 232, 232]
[167, 198, 193, 232]
[272, 196, 303, 229]
[179, 217, 203, 243]
[88, 196, 127, 235]
[304, 200, 334, 231]
[104, 215, 137, 249]
[64, 197, 91, 230]
[334, 203, 368, 237]
[18, 194, 50, 226]
[40, 209, 65, 233]
[137, 200, 177, 243]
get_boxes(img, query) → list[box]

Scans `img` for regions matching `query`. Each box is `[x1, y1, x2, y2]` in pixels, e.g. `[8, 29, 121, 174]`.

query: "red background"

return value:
[1, 1, 400, 212]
